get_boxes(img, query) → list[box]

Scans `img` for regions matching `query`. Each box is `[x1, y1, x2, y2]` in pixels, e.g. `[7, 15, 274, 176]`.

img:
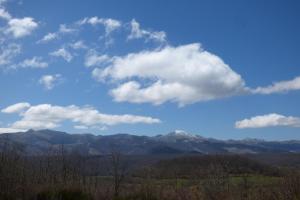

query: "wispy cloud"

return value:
[37, 32, 58, 43]
[58, 24, 76, 34]
[50, 47, 73, 62]
[2, 102, 31, 113]
[252, 76, 300, 95]
[77, 17, 122, 46]
[69, 40, 87, 50]
[38, 24, 77, 44]
[127, 19, 167, 43]
[84, 50, 111, 67]
[13, 56, 48, 69]
[0, 43, 21, 66]
[77, 17, 121, 36]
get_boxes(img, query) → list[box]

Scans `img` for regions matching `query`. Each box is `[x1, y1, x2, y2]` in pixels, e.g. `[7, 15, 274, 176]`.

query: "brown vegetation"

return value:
[0, 141, 300, 200]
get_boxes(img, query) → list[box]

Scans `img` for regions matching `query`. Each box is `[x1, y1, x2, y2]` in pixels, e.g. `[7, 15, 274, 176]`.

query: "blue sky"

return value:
[0, 0, 300, 140]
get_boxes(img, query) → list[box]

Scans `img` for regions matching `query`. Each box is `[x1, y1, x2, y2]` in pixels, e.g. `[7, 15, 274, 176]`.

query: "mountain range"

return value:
[0, 129, 300, 155]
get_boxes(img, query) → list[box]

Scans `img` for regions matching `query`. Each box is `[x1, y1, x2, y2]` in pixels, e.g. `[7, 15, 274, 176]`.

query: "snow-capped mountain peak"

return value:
[158, 130, 204, 141]
[171, 130, 198, 138]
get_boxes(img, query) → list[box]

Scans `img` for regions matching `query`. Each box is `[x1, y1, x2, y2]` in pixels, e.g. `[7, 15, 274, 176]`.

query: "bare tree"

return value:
[109, 146, 127, 198]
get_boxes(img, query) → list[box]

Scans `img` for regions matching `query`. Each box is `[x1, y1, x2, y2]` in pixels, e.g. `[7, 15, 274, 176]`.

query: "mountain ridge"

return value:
[0, 129, 300, 155]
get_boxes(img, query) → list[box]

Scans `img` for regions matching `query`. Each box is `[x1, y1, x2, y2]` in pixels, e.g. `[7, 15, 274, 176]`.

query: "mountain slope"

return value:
[0, 129, 300, 155]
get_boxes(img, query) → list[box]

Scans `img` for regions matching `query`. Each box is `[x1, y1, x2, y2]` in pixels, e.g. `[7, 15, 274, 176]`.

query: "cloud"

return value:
[5, 17, 38, 38]
[58, 24, 76, 34]
[94, 43, 247, 106]
[74, 125, 88, 130]
[235, 113, 300, 129]
[0, 128, 26, 133]
[14, 56, 48, 69]
[108, 81, 206, 106]
[84, 50, 111, 67]
[252, 76, 300, 94]
[39, 74, 62, 90]
[69, 40, 87, 50]
[0, 2, 38, 39]
[1, 102, 31, 113]
[78, 17, 121, 36]
[128, 19, 166, 43]
[0, 43, 21, 66]
[38, 24, 76, 44]
[37, 32, 58, 43]
[50, 48, 73, 62]
[0, 103, 161, 131]
[0, 7, 11, 20]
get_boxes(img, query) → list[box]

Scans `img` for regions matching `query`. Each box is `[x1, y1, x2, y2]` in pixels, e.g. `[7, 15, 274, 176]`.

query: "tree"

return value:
[110, 146, 127, 198]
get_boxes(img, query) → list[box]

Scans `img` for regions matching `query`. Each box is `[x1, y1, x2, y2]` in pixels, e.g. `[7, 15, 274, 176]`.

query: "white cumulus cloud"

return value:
[93, 43, 247, 106]
[0, 103, 161, 131]
[0, 7, 11, 20]
[39, 74, 62, 90]
[5, 17, 38, 38]
[235, 113, 300, 129]
[0, 2, 38, 39]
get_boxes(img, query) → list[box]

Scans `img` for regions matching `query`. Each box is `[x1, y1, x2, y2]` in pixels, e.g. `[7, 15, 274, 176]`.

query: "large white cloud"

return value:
[252, 76, 300, 94]
[0, 103, 161, 132]
[93, 43, 247, 106]
[5, 17, 38, 38]
[235, 113, 300, 129]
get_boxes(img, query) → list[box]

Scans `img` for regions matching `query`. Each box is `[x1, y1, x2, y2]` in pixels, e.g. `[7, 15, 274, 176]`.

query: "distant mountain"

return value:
[0, 129, 300, 155]
[155, 130, 205, 142]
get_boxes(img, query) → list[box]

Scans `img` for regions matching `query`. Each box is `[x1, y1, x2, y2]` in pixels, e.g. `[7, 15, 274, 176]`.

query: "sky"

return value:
[0, 0, 300, 140]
